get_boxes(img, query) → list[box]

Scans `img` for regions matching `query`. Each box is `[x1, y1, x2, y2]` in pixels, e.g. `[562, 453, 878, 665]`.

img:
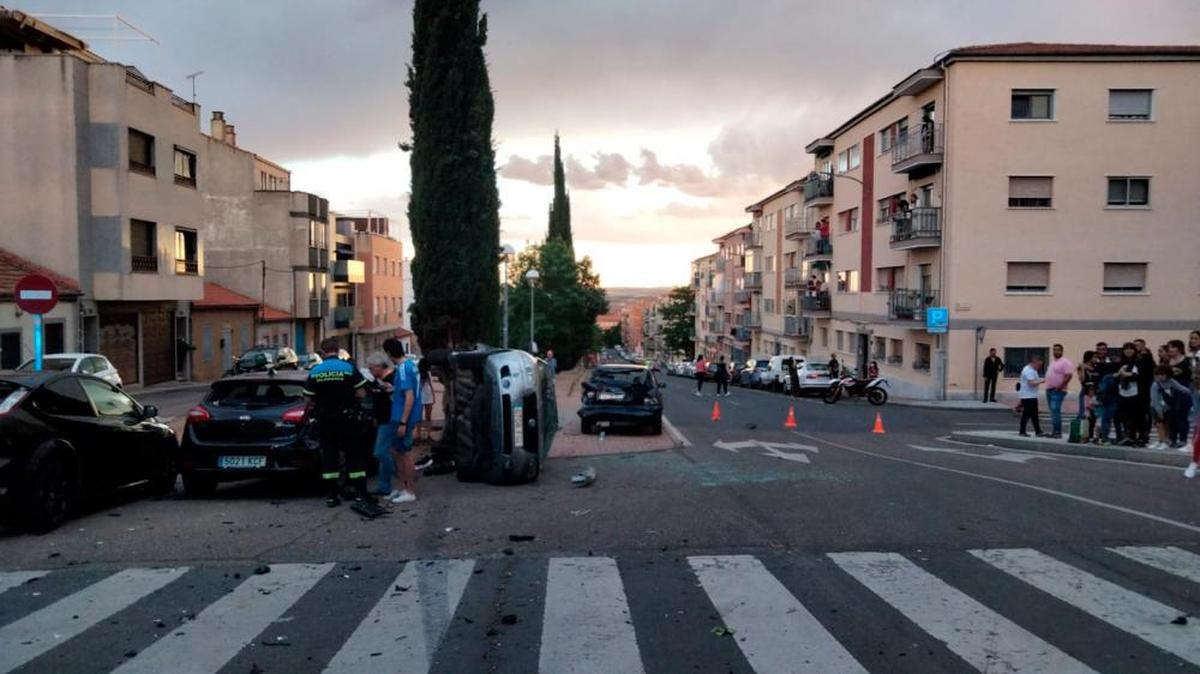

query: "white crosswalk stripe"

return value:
[0, 570, 49, 596]
[1108, 545, 1200, 584]
[829, 551, 1094, 674]
[972, 547, 1200, 666]
[540, 557, 644, 674]
[113, 563, 333, 674]
[0, 566, 189, 674]
[324, 559, 474, 674]
[691, 555, 867, 674]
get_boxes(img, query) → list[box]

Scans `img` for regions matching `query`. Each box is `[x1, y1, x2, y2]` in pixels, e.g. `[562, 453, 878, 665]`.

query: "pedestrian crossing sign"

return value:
[926, 306, 948, 334]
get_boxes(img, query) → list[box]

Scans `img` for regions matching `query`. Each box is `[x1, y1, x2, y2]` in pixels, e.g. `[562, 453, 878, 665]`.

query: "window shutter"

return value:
[1103, 263, 1146, 290]
[1009, 177, 1052, 199]
[1006, 262, 1050, 289]
[1109, 90, 1151, 118]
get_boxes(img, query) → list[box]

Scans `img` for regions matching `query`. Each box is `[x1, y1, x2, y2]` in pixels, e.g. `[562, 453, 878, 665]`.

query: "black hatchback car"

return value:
[578, 364, 664, 435]
[0, 371, 177, 532]
[179, 370, 376, 496]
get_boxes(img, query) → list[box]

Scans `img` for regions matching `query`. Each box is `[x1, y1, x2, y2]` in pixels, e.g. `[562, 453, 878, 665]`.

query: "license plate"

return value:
[598, 391, 625, 402]
[513, 404, 524, 449]
[218, 455, 267, 469]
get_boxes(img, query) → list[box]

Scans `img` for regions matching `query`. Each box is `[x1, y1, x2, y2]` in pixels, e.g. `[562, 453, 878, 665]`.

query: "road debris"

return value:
[508, 534, 535, 542]
[711, 626, 736, 637]
[500, 614, 518, 625]
[570, 509, 592, 517]
[1172, 614, 1189, 625]
[252, 565, 271, 576]
[571, 466, 596, 488]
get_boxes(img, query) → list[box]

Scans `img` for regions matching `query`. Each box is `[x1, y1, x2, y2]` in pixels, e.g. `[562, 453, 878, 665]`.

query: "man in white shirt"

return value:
[1019, 354, 1046, 437]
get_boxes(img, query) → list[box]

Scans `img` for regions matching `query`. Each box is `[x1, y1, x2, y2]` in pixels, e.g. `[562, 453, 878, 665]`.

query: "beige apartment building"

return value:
[339, 215, 404, 358]
[707, 225, 753, 363]
[744, 181, 815, 360]
[793, 42, 1200, 400]
[691, 254, 717, 358]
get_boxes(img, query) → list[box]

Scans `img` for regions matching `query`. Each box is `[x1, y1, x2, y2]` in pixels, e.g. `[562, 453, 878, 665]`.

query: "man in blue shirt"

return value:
[384, 338, 421, 503]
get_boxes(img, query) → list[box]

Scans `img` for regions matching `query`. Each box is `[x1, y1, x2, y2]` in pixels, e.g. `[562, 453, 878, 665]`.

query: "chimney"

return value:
[225, 124, 237, 147]
[210, 111, 226, 142]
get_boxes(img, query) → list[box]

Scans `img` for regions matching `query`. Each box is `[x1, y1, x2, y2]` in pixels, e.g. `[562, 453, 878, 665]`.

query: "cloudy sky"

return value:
[23, 0, 1200, 287]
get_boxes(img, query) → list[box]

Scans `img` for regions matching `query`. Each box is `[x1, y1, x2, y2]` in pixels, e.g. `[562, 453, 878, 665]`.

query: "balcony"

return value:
[803, 176, 834, 206]
[801, 291, 831, 316]
[890, 207, 942, 250]
[709, 320, 725, 334]
[333, 306, 354, 329]
[744, 311, 762, 329]
[891, 123, 943, 174]
[888, 288, 939, 321]
[715, 257, 727, 272]
[734, 289, 752, 304]
[333, 259, 366, 283]
[308, 298, 330, 319]
[784, 315, 806, 337]
[174, 258, 198, 275]
[784, 268, 804, 287]
[131, 255, 158, 274]
[732, 326, 751, 343]
[784, 214, 810, 240]
[744, 272, 763, 290]
[804, 237, 832, 262]
[746, 231, 764, 248]
[308, 246, 330, 269]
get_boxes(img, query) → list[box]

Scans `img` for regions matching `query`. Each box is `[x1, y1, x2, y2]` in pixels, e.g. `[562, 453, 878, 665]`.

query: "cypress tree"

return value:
[407, 0, 501, 349]
[547, 133, 572, 249]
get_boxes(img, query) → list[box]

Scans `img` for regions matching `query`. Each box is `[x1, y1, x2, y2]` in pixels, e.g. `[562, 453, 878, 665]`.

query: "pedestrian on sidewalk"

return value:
[1151, 365, 1190, 451]
[365, 352, 397, 497]
[1165, 339, 1194, 448]
[1044, 343, 1074, 438]
[384, 338, 421, 504]
[1018, 353, 1046, 437]
[1134, 339, 1156, 443]
[982, 348, 1003, 403]
[714, 355, 730, 397]
[694, 354, 707, 396]
[1096, 373, 1119, 444]
[1116, 343, 1147, 447]
[1076, 351, 1099, 425]
[418, 357, 436, 442]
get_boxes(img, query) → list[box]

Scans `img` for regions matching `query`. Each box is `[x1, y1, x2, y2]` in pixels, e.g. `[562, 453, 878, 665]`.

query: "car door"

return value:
[78, 377, 159, 486]
[28, 376, 110, 492]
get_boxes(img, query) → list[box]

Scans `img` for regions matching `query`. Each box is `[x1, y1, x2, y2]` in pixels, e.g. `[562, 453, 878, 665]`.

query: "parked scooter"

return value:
[823, 375, 888, 405]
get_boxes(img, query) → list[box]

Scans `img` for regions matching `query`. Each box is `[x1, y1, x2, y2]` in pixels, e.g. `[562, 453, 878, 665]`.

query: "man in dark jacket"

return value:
[982, 348, 1004, 402]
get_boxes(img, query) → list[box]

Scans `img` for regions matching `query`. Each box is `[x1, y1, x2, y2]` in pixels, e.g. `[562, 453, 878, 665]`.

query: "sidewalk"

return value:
[951, 429, 1193, 467]
[550, 366, 679, 458]
[891, 398, 1011, 412]
[125, 379, 211, 396]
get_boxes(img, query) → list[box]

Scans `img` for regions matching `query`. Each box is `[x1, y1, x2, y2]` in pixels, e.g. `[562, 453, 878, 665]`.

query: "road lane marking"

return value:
[540, 557, 644, 674]
[1108, 546, 1200, 584]
[114, 563, 332, 674]
[972, 548, 1200, 665]
[0, 567, 189, 673]
[663, 415, 692, 447]
[324, 559, 474, 674]
[829, 552, 1095, 674]
[939, 435, 1182, 471]
[0, 570, 49, 596]
[908, 444, 1057, 464]
[690, 555, 867, 674]
[713, 439, 818, 463]
[794, 432, 1200, 535]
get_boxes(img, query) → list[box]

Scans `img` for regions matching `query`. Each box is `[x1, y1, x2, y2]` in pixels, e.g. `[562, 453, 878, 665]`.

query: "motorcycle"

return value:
[823, 375, 888, 405]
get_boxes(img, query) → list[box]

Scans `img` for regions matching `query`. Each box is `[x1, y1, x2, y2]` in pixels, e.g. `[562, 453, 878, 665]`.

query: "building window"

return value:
[839, 208, 859, 232]
[763, 299, 775, 314]
[765, 256, 775, 273]
[848, 144, 861, 169]
[914, 343, 932, 372]
[1011, 89, 1054, 120]
[1003, 347, 1048, 377]
[1108, 89, 1152, 121]
[878, 117, 906, 153]
[889, 339, 904, 365]
[130, 219, 157, 273]
[309, 220, 326, 249]
[1008, 176, 1053, 208]
[848, 270, 860, 293]
[820, 327, 829, 347]
[877, 193, 906, 222]
[173, 147, 197, 187]
[873, 337, 886, 360]
[174, 228, 198, 275]
[1102, 262, 1147, 293]
[836, 149, 848, 173]
[128, 128, 155, 175]
[1107, 177, 1150, 207]
[836, 330, 844, 351]
[1005, 262, 1050, 293]
[876, 266, 903, 291]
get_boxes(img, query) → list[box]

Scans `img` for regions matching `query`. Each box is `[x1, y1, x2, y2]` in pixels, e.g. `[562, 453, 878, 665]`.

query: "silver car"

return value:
[17, 353, 123, 388]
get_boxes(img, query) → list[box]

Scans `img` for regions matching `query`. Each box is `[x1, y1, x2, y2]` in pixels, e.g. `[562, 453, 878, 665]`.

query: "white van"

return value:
[765, 354, 806, 391]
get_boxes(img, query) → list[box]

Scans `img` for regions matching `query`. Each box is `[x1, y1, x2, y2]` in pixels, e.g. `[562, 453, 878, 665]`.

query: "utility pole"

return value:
[258, 260, 266, 345]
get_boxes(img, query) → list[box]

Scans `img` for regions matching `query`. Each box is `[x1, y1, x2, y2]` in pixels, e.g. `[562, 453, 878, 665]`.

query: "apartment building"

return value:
[796, 42, 1200, 399]
[743, 182, 813, 360]
[691, 254, 717, 358]
[339, 215, 404, 357]
[1, 10, 206, 384]
[707, 225, 753, 364]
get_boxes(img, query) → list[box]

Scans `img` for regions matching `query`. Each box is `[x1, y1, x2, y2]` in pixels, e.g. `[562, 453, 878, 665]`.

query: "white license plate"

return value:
[218, 455, 267, 469]
[598, 392, 625, 402]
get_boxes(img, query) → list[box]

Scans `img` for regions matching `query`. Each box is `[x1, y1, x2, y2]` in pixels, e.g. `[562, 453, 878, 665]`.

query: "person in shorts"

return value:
[384, 338, 421, 503]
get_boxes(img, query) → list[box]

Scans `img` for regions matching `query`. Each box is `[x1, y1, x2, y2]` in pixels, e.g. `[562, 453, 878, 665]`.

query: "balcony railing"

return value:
[334, 306, 354, 329]
[131, 255, 158, 274]
[744, 311, 762, 328]
[784, 268, 803, 287]
[174, 258, 198, 275]
[889, 288, 939, 321]
[734, 289, 752, 304]
[732, 326, 751, 342]
[890, 207, 942, 250]
[744, 272, 763, 289]
[891, 123, 944, 173]
[804, 238, 832, 259]
[803, 176, 834, 204]
[709, 320, 725, 334]
[801, 291, 831, 313]
[784, 214, 810, 239]
[746, 231, 764, 248]
[784, 315, 805, 337]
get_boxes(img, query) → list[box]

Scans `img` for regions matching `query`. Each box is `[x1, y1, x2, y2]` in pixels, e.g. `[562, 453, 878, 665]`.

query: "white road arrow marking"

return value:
[908, 444, 1056, 464]
[713, 440, 820, 463]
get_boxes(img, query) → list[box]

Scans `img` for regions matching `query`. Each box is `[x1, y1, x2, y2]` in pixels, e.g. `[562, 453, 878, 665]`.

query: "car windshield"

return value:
[238, 349, 275, 365]
[209, 380, 305, 408]
[755, 360, 769, 369]
[17, 357, 75, 372]
[593, 369, 649, 387]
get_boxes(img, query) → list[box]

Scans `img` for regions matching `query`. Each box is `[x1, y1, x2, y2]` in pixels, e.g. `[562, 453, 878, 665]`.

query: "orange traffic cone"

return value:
[712, 400, 722, 422]
[872, 412, 886, 434]
[784, 405, 797, 429]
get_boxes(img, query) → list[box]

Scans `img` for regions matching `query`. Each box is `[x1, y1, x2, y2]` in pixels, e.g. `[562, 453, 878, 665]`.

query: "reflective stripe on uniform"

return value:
[321, 472, 340, 480]
[348, 471, 367, 479]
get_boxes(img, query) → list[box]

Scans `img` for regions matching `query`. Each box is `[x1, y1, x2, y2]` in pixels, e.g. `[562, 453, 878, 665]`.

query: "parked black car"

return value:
[578, 364, 664, 435]
[0, 371, 177, 532]
[179, 370, 377, 496]
[229, 346, 301, 375]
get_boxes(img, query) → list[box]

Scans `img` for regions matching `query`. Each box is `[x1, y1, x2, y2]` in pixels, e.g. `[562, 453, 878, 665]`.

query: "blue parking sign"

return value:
[926, 306, 948, 334]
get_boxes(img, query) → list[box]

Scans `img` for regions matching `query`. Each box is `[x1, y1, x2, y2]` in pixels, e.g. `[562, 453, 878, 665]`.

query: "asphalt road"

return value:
[0, 378, 1197, 673]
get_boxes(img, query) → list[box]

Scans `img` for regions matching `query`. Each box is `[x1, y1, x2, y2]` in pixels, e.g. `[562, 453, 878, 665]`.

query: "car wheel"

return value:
[867, 388, 888, 406]
[21, 444, 76, 533]
[822, 388, 840, 404]
[181, 471, 217, 498]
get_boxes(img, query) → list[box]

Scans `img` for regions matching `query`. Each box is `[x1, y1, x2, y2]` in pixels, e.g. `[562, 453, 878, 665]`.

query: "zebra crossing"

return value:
[0, 545, 1197, 673]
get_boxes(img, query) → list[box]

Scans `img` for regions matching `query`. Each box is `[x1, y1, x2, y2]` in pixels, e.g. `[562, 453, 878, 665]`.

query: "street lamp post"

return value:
[500, 244, 515, 348]
[525, 269, 540, 353]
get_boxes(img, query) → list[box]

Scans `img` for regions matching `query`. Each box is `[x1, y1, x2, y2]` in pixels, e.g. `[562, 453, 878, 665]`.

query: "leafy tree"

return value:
[406, 0, 501, 349]
[506, 240, 606, 370]
[547, 133, 572, 248]
[658, 285, 696, 357]
[602, 324, 623, 348]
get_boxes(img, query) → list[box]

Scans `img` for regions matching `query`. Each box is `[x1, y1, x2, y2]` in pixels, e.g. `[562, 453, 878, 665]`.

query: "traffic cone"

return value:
[872, 412, 886, 434]
[712, 400, 721, 422]
[784, 405, 797, 429]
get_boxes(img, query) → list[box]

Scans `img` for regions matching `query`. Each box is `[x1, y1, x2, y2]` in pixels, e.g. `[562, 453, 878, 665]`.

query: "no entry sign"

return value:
[14, 274, 59, 315]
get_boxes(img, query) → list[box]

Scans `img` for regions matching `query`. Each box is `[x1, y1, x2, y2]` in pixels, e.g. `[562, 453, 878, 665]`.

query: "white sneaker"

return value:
[695, 391, 701, 397]
[390, 490, 416, 504]
[387, 489, 403, 501]
[1180, 445, 1193, 454]
[1185, 463, 1197, 479]
[1152, 442, 1168, 451]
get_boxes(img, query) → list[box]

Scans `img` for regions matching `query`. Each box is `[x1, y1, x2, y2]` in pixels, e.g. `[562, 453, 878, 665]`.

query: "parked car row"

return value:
[664, 355, 834, 396]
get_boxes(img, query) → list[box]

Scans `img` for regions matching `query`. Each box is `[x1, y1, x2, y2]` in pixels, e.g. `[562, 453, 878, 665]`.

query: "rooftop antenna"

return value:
[30, 13, 159, 44]
[185, 70, 204, 104]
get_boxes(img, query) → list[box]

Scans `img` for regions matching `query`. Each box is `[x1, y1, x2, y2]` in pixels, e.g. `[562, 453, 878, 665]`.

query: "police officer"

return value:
[303, 337, 381, 515]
